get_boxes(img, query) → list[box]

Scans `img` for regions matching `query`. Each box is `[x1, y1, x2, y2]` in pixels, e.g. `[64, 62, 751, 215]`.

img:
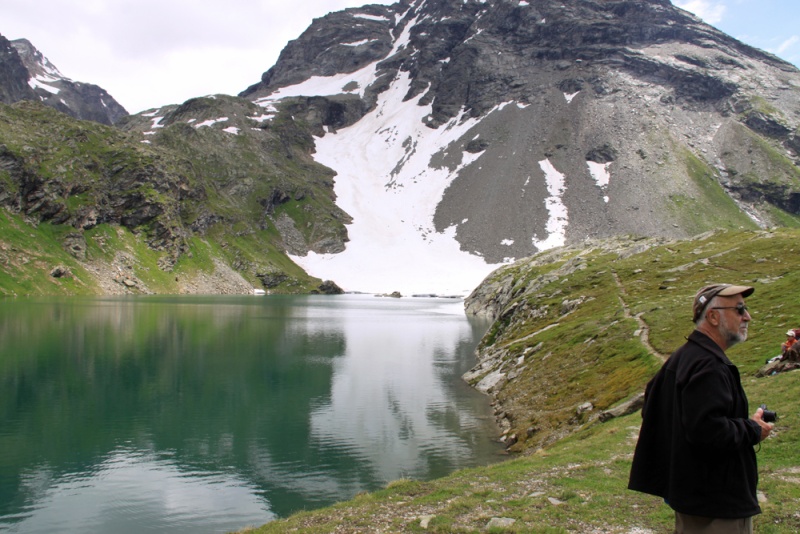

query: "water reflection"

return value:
[13, 449, 272, 533]
[310, 299, 493, 483]
[0, 295, 500, 533]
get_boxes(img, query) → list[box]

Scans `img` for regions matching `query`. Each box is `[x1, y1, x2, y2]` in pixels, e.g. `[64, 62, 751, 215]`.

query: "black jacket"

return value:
[628, 330, 763, 518]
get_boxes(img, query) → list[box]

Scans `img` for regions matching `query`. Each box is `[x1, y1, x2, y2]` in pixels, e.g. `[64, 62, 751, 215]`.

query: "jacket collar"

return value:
[687, 329, 734, 366]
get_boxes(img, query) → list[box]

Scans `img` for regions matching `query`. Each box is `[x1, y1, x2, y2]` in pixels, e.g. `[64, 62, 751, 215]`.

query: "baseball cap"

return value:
[692, 284, 754, 322]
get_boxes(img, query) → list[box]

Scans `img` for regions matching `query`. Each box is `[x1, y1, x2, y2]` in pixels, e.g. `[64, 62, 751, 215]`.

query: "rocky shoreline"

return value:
[74, 254, 255, 296]
[461, 236, 676, 450]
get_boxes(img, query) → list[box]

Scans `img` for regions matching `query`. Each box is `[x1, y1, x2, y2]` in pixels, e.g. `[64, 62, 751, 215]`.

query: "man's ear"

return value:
[706, 309, 720, 326]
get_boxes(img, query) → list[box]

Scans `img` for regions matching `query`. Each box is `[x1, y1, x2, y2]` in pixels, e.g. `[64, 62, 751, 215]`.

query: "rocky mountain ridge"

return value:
[0, 35, 127, 125]
[242, 0, 800, 287]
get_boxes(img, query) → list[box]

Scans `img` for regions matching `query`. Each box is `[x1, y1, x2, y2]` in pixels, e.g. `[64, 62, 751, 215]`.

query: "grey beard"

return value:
[726, 328, 747, 348]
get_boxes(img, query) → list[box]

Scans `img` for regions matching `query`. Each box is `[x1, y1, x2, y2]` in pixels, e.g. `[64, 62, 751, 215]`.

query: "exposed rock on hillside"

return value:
[0, 102, 191, 258]
[0, 35, 37, 104]
[0, 97, 345, 295]
[118, 94, 352, 257]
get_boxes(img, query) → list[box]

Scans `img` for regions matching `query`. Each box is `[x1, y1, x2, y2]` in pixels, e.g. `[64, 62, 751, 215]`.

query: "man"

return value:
[629, 284, 774, 533]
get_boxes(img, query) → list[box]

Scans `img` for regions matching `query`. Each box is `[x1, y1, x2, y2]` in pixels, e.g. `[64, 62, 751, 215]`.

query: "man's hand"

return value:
[753, 407, 774, 442]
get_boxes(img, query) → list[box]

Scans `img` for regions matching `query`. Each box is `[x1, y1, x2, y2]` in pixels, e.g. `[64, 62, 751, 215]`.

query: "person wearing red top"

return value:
[781, 329, 796, 358]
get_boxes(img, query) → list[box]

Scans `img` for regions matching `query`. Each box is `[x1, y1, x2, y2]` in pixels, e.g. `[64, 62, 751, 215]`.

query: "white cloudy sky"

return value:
[2, 0, 799, 114]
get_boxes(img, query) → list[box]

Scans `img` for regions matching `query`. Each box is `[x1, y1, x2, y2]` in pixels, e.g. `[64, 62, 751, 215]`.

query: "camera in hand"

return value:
[760, 404, 777, 423]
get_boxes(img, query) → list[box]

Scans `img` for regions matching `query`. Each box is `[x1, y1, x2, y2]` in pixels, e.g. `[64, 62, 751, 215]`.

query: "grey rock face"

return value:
[241, 0, 800, 264]
[0, 35, 38, 104]
[0, 36, 128, 125]
[241, 4, 400, 103]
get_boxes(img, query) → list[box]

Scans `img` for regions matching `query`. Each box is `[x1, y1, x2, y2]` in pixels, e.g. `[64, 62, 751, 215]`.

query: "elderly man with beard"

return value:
[629, 284, 774, 534]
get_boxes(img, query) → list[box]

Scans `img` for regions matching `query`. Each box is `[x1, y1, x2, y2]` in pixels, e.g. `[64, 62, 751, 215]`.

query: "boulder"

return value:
[50, 265, 70, 278]
[599, 392, 645, 422]
[317, 280, 344, 294]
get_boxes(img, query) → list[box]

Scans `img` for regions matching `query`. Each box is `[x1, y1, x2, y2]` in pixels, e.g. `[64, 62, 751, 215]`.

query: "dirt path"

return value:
[612, 271, 667, 363]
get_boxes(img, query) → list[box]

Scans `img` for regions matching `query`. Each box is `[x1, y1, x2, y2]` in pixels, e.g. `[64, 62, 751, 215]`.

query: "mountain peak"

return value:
[11, 38, 66, 81]
[237, 0, 800, 294]
[0, 34, 128, 125]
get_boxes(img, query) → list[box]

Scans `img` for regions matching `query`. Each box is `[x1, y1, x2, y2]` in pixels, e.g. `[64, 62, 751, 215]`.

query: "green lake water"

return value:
[0, 294, 503, 533]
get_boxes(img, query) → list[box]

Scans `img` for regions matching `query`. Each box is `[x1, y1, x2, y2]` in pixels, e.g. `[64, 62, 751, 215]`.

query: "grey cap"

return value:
[692, 284, 754, 322]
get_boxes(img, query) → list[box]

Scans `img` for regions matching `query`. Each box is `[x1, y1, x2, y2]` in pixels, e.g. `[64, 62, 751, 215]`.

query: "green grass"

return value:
[0, 210, 97, 296]
[669, 149, 759, 234]
[0, 207, 322, 296]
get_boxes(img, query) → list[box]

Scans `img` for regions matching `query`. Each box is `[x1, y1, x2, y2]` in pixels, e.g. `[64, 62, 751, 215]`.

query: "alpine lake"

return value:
[0, 294, 504, 533]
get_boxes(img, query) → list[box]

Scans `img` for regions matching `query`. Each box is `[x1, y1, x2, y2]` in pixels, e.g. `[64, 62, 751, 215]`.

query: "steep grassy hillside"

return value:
[0, 99, 349, 295]
[465, 229, 800, 453]
[244, 229, 800, 532]
[118, 94, 353, 258]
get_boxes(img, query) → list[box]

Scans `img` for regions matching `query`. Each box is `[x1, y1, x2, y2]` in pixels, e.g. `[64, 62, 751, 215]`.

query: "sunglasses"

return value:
[710, 303, 749, 316]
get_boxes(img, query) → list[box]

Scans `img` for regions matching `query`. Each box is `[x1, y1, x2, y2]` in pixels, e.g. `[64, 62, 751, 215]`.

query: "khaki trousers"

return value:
[675, 512, 753, 534]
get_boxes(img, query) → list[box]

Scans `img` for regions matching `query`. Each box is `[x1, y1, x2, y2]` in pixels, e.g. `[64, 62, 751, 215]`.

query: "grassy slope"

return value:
[0, 100, 339, 295]
[0, 210, 98, 296]
[0, 208, 310, 296]
[246, 229, 800, 533]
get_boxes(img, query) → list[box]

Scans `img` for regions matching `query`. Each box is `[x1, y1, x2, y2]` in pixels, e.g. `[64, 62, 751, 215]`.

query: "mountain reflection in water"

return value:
[0, 295, 502, 533]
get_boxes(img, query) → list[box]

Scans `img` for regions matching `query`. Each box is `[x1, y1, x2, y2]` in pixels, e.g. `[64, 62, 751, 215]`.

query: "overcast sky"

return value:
[2, 0, 799, 114]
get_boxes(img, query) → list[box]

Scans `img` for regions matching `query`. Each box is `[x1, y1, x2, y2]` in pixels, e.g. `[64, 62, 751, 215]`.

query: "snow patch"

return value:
[465, 28, 484, 44]
[257, 63, 377, 101]
[289, 71, 509, 295]
[223, 126, 240, 135]
[532, 160, 568, 250]
[501, 239, 514, 246]
[352, 13, 390, 22]
[390, 12, 418, 54]
[587, 161, 611, 203]
[249, 113, 275, 122]
[144, 116, 165, 134]
[342, 39, 372, 47]
[564, 91, 580, 103]
[29, 76, 60, 95]
[251, 102, 278, 122]
[195, 117, 229, 128]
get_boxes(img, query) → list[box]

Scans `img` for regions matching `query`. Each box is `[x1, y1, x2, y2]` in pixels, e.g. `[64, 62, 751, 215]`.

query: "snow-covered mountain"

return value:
[238, 0, 800, 295]
[0, 35, 127, 125]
